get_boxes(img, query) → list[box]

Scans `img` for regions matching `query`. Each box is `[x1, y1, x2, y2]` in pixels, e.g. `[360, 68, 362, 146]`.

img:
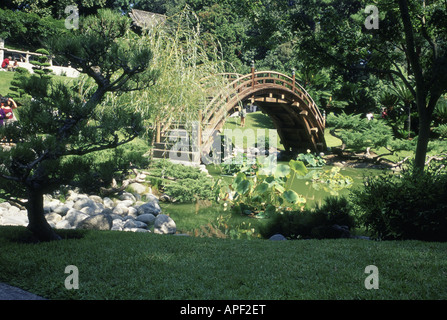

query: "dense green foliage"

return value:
[0, 10, 157, 241]
[146, 160, 215, 202]
[0, 8, 66, 49]
[296, 150, 326, 167]
[352, 161, 447, 241]
[260, 196, 355, 240]
[219, 157, 309, 218]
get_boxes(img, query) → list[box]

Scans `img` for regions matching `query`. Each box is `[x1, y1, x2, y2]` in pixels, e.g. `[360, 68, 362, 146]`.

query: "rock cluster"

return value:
[0, 183, 176, 235]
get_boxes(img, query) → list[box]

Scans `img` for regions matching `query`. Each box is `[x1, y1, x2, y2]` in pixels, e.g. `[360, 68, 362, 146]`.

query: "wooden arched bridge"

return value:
[152, 67, 326, 164]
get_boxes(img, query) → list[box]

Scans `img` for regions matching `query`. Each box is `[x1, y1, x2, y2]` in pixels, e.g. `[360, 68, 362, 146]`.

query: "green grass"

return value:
[0, 69, 73, 97]
[324, 128, 343, 148]
[222, 111, 284, 150]
[1, 226, 446, 300]
[0, 71, 15, 96]
[222, 113, 343, 151]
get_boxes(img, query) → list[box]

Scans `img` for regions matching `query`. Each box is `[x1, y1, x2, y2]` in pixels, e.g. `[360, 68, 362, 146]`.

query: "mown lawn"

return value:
[1, 226, 446, 300]
[0, 71, 15, 96]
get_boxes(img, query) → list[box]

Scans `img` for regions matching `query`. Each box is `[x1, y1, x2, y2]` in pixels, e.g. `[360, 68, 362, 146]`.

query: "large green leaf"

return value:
[235, 179, 251, 195]
[283, 190, 306, 204]
[274, 164, 290, 178]
[254, 182, 269, 194]
[289, 160, 308, 176]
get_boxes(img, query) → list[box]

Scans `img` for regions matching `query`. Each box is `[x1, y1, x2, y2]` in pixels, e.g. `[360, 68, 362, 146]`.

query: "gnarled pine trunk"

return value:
[26, 189, 61, 241]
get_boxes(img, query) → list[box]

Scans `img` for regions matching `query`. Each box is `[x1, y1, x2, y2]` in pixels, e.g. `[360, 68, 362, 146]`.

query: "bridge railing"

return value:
[201, 71, 325, 138]
[157, 70, 325, 154]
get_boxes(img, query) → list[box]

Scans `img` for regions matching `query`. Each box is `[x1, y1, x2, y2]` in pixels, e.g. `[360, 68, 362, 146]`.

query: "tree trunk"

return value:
[26, 189, 61, 241]
[414, 111, 431, 171]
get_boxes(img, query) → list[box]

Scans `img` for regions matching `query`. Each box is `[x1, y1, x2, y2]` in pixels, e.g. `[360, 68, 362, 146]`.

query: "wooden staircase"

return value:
[152, 121, 202, 165]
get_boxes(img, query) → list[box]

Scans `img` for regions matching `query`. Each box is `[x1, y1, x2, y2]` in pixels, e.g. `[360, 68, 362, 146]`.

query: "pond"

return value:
[160, 164, 384, 237]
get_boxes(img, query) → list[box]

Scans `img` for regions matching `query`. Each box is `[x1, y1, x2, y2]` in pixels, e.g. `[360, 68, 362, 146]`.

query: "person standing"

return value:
[240, 106, 247, 127]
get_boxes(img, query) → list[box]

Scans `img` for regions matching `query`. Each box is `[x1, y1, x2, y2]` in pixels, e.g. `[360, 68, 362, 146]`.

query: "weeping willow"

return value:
[74, 7, 234, 142]
[134, 7, 233, 129]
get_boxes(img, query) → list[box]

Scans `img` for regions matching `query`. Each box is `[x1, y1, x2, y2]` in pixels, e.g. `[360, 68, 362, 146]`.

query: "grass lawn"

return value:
[0, 70, 74, 97]
[223, 111, 284, 150]
[0, 71, 15, 96]
[222, 112, 344, 151]
[1, 226, 446, 300]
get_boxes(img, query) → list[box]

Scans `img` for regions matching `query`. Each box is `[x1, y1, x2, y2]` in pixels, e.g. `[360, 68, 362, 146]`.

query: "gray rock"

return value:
[89, 195, 103, 204]
[44, 200, 61, 213]
[52, 205, 70, 216]
[112, 206, 126, 216]
[137, 201, 161, 216]
[55, 219, 72, 230]
[103, 197, 114, 209]
[116, 200, 134, 207]
[123, 219, 147, 229]
[128, 183, 148, 195]
[45, 212, 62, 224]
[1, 214, 28, 227]
[79, 214, 113, 231]
[73, 198, 96, 211]
[7, 205, 21, 216]
[119, 192, 136, 202]
[0, 202, 11, 210]
[111, 219, 125, 231]
[269, 234, 287, 241]
[154, 214, 176, 235]
[136, 213, 156, 225]
[64, 209, 89, 227]
[80, 206, 96, 216]
[143, 193, 158, 203]
[127, 207, 138, 218]
[124, 227, 150, 233]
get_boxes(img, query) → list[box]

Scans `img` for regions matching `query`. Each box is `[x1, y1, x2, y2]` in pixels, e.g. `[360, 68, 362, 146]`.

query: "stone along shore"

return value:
[0, 183, 176, 235]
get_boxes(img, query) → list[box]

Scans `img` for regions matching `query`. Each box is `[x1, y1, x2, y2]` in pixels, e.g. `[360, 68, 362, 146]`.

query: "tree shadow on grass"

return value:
[0, 226, 88, 244]
[247, 112, 276, 129]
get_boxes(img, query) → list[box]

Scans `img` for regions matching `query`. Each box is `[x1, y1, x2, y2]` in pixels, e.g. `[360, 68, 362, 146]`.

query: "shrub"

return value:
[147, 160, 216, 202]
[259, 196, 356, 239]
[351, 161, 447, 241]
[433, 124, 447, 140]
[163, 177, 214, 202]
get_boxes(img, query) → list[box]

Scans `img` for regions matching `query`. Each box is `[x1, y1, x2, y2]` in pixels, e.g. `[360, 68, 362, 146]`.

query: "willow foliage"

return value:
[136, 7, 232, 127]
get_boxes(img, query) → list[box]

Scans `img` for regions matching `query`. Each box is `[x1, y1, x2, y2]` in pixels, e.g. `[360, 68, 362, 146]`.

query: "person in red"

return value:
[0, 97, 17, 123]
[1, 57, 11, 70]
[0, 105, 6, 126]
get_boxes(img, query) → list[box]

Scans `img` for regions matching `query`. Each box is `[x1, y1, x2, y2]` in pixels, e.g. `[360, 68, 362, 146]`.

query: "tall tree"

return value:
[292, 0, 447, 170]
[0, 9, 158, 241]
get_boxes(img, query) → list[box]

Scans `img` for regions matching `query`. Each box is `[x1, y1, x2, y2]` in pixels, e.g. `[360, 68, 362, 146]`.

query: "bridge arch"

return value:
[200, 70, 326, 156]
[153, 69, 326, 164]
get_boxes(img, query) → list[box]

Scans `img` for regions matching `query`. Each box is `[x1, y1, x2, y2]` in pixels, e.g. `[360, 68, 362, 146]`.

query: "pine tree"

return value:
[0, 10, 158, 241]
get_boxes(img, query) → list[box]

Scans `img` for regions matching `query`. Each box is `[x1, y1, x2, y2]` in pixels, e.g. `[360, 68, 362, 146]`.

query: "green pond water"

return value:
[160, 164, 384, 235]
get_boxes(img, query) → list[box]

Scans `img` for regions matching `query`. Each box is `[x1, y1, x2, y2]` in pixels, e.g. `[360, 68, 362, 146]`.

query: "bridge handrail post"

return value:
[198, 109, 202, 148]
[251, 60, 255, 89]
[156, 118, 161, 143]
[292, 69, 296, 92]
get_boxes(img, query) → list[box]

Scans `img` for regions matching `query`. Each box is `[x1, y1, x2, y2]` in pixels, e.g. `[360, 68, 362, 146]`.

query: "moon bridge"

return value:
[152, 69, 326, 164]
